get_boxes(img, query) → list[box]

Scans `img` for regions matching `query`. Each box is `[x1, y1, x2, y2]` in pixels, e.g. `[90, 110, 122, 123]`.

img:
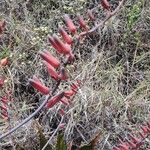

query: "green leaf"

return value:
[39, 130, 53, 150]
[79, 132, 101, 150]
[56, 131, 67, 150]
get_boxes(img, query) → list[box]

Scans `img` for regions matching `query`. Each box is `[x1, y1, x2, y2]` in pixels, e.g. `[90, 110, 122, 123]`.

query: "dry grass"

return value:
[0, 0, 150, 149]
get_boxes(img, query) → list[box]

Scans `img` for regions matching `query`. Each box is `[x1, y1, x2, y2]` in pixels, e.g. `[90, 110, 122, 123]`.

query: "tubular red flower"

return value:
[0, 105, 7, 112]
[0, 77, 5, 88]
[59, 109, 65, 116]
[0, 57, 8, 66]
[101, 0, 110, 10]
[138, 131, 145, 139]
[0, 20, 6, 35]
[128, 133, 140, 144]
[48, 36, 63, 53]
[126, 139, 137, 149]
[44, 62, 59, 80]
[53, 34, 71, 54]
[58, 26, 73, 44]
[119, 143, 129, 150]
[87, 9, 95, 21]
[113, 146, 120, 150]
[64, 14, 77, 34]
[64, 90, 75, 97]
[77, 13, 88, 31]
[29, 78, 50, 95]
[60, 98, 69, 106]
[39, 50, 60, 68]
[141, 125, 149, 134]
[46, 92, 64, 108]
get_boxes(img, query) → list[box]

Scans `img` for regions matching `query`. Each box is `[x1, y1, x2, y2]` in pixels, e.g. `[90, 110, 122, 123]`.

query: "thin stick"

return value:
[42, 116, 64, 150]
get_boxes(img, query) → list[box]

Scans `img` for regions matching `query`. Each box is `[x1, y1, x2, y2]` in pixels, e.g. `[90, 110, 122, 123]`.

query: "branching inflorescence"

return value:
[0, 0, 125, 146]
[114, 122, 150, 150]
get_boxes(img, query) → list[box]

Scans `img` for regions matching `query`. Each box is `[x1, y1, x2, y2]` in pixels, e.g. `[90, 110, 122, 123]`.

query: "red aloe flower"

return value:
[0, 77, 5, 88]
[87, 9, 95, 21]
[64, 14, 77, 34]
[113, 146, 121, 150]
[29, 78, 50, 95]
[128, 133, 140, 144]
[59, 68, 68, 80]
[1, 96, 8, 104]
[39, 50, 60, 68]
[126, 139, 137, 149]
[1, 111, 8, 119]
[0, 105, 7, 112]
[53, 34, 71, 54]
[64, 90, 75, 97]
[138, 131, 146, 139]
[59, 109, 65, 116]
[101, 0, 110, 10]
[77, 13, 88, 31]
[58, 26, 73, 45]
[46, 92, 64, 108]
[44, 62, 59, 80]
[119, 143, 129, 150]
[141, 125, 150, 134]
[48, 36, 63, 53]
[60, 98, 70, 106]
[0, 57, 8, 66]
[0, 20, 6, 35]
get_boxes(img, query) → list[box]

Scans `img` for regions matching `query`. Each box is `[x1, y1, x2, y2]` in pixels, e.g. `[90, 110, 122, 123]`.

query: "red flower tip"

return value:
[128, 133, 140, 144]
[29, 78, 50, 95]
[126, 139, 137, 149]
[64, 14, 77, 34]
[59, 68, 68, 81]
[138, 131, 146, 139]
[113, 146, 121, 150]
[59, 123, 66, 129]
[53, 34, 71, 54]
[101, 0, 110, 10]
[58, 26, 73, 45]
[141, 125, 150, 134]
[0, 20, 6, 35]
[48, 36, 63, 53]
[46, 92, 64, 108]
[60, 98, 70, 106]
[64, 90, 75, 97]
[0, 77, 5, 88]
[44, 62, 59, 80]
[77, 13, 88, 31]
[39, 50, 60, 68]
[87, 9, 95, 21]
[119, 143, 129, 150]
[59, 109, 65, 116]
[0, 57, 8, 66]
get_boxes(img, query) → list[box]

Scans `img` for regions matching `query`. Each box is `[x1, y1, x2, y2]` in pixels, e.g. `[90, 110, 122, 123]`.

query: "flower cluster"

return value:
[114, 122, 150, 150]
[0, 90, 13, 120]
